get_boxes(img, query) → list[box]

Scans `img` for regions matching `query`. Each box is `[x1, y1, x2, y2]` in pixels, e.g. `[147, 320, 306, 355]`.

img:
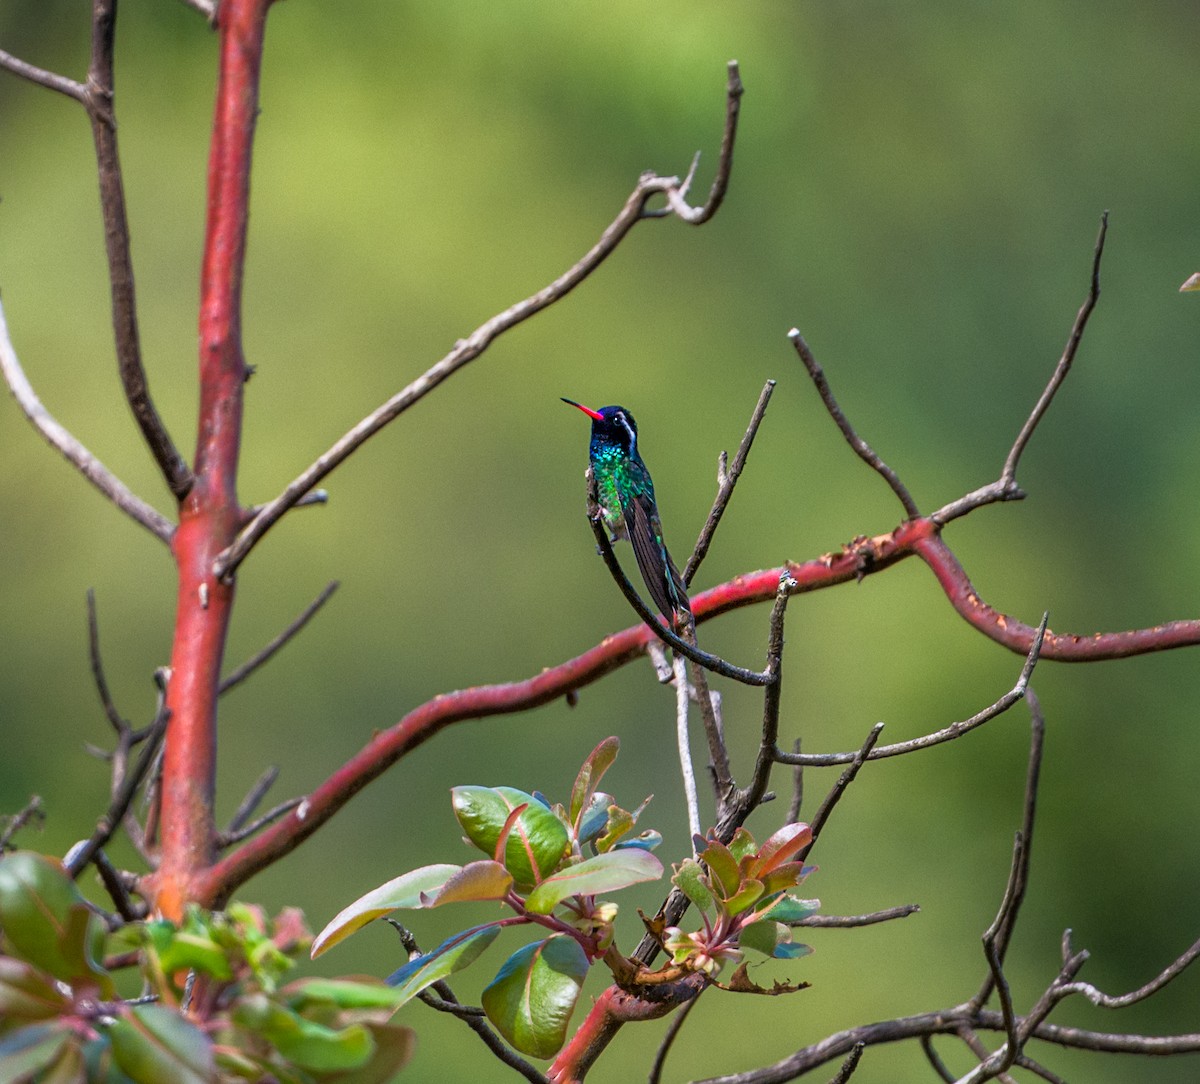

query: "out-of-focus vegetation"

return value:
[2, 2, 1199, 1080]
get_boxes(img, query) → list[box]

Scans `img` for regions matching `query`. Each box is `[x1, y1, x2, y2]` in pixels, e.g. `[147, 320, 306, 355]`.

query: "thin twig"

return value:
[218, 797, 303, 847]
[1001, 213, 1107, 487]
[214, 62, 745, 582]
[65, 698, 169, 878]
[789, 329, 919, 518]
[796, 905, 920, 928]
[0, 796, 45, 851]
[93, 849, 143, 921]
[591, 516, 772, 686]
[1058, 936, 1200, 1010]
[684, 379, 776, 585]
[84, 0, 193, 499]
[661, 60, 743, 225]
[673, 654, 702, 843]
[219, 581, 340, 694]
[776, 619, 1046, 767]
[785, 738, 803, 823]
[647, 987, 703, 1084]
[826, 1044, 865, 1084]
[0, 49, 87, 101]
[387, 922, 548, 1084]
[87, 589, 129, 733]
[736, 573, 795, 814]
[973, 692, 1044, 1009]
[977, 833, 1027, 1078]
[224, 765, 280, 834]
[800, 723, 883, 861]
[921, 1036, 957, 1083]
[0, 299, 174, 541]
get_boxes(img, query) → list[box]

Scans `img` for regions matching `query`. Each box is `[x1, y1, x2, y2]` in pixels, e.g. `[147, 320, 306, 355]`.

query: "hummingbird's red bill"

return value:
[561, 398, 604, 421]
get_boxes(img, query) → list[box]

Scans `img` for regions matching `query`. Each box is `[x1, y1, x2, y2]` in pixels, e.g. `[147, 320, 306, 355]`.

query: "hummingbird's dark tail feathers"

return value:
[626, 496, 692, 625]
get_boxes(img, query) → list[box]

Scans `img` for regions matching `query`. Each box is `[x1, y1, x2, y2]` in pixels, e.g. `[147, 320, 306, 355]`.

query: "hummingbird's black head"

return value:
[561, 399, 639, 457]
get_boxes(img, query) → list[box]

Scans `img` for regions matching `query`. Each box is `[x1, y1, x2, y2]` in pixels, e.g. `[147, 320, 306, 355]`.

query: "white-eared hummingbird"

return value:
[562, 399, 691, 626]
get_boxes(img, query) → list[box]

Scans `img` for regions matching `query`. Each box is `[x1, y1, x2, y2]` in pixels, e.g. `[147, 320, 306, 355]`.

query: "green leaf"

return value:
[726, 827, 758, 863]
[284, 978, 409, 1012]
[569, 737, 620, 829]
[761, 895, 820, 924]
[760, 861, 813, 896]
[426, 860, 514, 906]
[311, 864, 461, 957]
[747, 823, 811, 878]
[36, 1037, 86, 1084]
[671, 859, 714, 916]
[772, 941, 813, 960]
[0, 1024, 71, 1082]
[481, 936, 588, 1059]
[698, 840, 740, 900]
[233, 994, 373, 1073]
[738, 920, 812, 961]
[145, 918, 234, 982]
[108, 1004, 215, 1084]
[326, 1022, 416, 1084]
[452, 787, 570, 889]
[524, 850, 662, 915]
[0, 955, 71, 1020]
[385, 924, 500, 1006]
[722, 878, 765, 917]
[0, 852, 112, 994]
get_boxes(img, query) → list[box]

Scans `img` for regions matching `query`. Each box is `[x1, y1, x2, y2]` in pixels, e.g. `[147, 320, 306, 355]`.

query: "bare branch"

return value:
[975, 833, 1027, 1079]
[737, 573, 796, 812]
[0, 299, 175, 541]
[673, 654, 702, 842]
[65, 698, 169, 878]
[1058, 936, 1200, 1010]
[219, 581, 340, 694]
[973, 692, 1045, 1009]
[93, 849, 144, 921]
[796, 905, 920, 928]
[826, 1044, 865, 1084]
[87, 589, 129, 734]
[647, 988, 703, 1084]
[789, 329, 920, 518]
[0, 49, 86, 101]
[224, 765, 280, 835]
[0, 796, 45, 852]
[590, 512, 773, 687]
[776, 618, 1045, 767]
[804, 722, 883, 848]
[684, 378, 776, 585]
[1001, 213, 1107, 486]
[85, 0, 194, 499]
[217, 797, 303, 847]
[661, 60, 743, 225]
[214, 63, 745, 582]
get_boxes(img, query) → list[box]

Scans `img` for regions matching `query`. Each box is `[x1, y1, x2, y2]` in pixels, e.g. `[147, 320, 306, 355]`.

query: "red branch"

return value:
[149, 0, 272, 920]
[192, 514, 1200, 906]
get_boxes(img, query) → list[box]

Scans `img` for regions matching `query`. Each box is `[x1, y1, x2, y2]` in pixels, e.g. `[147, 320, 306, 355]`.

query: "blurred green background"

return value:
[3, 1, 1200, 1080]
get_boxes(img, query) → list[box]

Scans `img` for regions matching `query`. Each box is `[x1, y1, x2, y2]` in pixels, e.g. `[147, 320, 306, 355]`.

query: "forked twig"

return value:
[776, 618, 1045, 767]
[789, 329, 919, 518]
[684, 378, 776, 585]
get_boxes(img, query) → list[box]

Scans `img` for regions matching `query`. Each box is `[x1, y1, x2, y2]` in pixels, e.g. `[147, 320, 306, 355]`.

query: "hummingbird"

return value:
[562, 399, 691, 626]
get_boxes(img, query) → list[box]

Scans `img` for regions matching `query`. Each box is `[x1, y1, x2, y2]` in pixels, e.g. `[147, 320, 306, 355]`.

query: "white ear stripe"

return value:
[617, 412, 637, 455]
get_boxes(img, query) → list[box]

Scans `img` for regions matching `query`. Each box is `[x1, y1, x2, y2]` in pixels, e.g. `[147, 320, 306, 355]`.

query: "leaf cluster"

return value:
[0, 852, 414, 1084]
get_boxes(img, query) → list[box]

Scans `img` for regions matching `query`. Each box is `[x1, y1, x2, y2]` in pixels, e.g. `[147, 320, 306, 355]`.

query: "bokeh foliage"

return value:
[2, 2, 1199, 1080]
